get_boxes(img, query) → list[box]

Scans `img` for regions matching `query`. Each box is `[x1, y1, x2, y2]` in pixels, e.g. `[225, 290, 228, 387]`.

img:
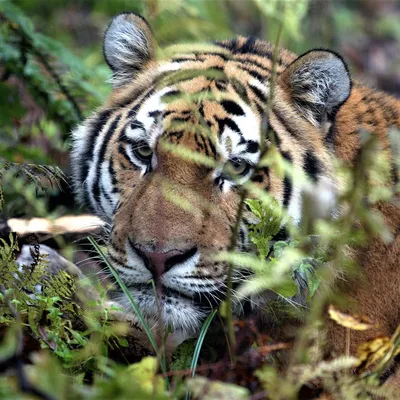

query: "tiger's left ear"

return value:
[279, 50, 351, 127]
[103, 13, 155, 87]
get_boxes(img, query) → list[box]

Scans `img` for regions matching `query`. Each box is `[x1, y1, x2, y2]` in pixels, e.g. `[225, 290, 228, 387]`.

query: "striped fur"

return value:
[72, 13, 400, 354]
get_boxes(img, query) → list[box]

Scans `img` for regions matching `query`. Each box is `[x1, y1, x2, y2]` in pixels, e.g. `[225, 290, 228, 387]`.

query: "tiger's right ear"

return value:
[279, 50, 351, 127]
[103, 13, 155, 87]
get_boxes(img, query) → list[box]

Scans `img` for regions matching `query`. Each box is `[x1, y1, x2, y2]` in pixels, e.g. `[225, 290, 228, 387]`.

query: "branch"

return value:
[2, 14, 83, 122]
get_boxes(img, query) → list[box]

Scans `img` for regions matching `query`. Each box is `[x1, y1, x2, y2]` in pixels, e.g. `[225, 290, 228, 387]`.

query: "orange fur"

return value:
[327, 87, 400, 355]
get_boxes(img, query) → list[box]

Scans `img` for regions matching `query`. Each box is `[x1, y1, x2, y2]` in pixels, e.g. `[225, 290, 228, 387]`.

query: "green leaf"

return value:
[273, 279, 298, 298]
[245, 198, 282, 259]
[170, 339, 196, 371]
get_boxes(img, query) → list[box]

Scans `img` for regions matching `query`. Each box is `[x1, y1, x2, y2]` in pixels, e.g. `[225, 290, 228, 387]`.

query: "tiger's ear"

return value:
[103, 13, 155, 87]
[279, 50, 351, 127]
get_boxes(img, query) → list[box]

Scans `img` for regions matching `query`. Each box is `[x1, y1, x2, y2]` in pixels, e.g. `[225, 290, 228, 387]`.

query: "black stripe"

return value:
[281, 151, 292, 163]
[80, 109, 113, 184]
[114, 86, 155, 109]
[249, 83, 268, 103]
[148, 110, 162, 119]
[108, 252, 125, 266]
[220, 100, 245, 116]
[208, 137, 217, 158]
[239, 65, 269, 80]
[172, 57, 197, 63]
[108, 156, 119, 192]
[196, 52, 229, 61]
[215, 80, 228, 91]
[240, 36, 257, 54]
[261, 166, 270, 190]
[216, 117, 241, 136]
[163, 108, 190, 118]
[254, 101, 264, 116]
[272, 108, 300, 139]
[236, 56, 273, 74]
[247, 140, 259, 153]
[281, 151, 293, 208]
[92, 116, 121, 208]
[170, 115, 191, 124]
[251, 174, 263, 183]
[392, 162, 399, 186]
[215, 36, 271, 58]
[272, 227, 289, 241]
[194, 133, 206, 154]
[215, 38, 238, 51]
[283, 176, 292, 207]
[117, 144, 140, 169]
[272, 128, 281, 148]
[200, 135, 211, 157]
[100, 180, 114, 208]
[303, 151, 320, 182]
[130, 120, 145, 130]
[202, 135, 219, 160]
[166, 130, 184, 143]
[127, 104, 140, 119]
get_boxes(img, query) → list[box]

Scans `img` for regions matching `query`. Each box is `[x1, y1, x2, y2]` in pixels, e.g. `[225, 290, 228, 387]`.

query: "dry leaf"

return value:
[357, 336, 391, 371]
[328, 305, 378, 330]
[356, 324, 400, 373]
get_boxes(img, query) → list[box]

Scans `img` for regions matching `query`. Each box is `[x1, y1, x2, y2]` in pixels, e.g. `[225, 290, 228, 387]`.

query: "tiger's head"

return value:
[72, 13, 351, 334]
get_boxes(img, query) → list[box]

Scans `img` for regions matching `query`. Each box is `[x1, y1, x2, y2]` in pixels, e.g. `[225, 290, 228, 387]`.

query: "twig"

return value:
[225, 189, 247, 356]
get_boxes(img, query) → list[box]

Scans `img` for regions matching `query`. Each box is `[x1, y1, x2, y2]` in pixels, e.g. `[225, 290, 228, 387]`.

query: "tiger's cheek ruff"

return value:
[71, 114, 122, 221]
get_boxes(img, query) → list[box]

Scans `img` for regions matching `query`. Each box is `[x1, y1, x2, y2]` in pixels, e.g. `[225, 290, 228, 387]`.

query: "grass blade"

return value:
[185, 309, 217, 400]
[88, 236, 168, 373]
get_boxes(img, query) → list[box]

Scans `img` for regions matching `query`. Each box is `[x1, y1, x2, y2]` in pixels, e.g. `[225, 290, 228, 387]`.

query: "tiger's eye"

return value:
[135, 143, 153, 160]
[225, 159, 249, 176]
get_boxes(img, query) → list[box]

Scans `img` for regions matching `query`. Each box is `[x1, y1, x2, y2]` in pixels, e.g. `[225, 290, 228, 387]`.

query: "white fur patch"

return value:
[113, 288, 205, 335]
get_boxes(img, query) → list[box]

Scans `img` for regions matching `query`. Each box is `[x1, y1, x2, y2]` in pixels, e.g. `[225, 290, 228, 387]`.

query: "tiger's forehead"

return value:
[116, 53, 274, 165]
[123, 81, 262, 164]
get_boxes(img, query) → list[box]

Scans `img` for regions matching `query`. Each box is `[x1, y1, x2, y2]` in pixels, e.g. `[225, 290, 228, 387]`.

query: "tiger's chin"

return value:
[110, 287, 209, 338]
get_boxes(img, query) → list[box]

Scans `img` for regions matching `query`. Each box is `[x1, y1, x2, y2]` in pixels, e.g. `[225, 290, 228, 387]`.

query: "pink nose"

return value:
[142, 249, 185, 276]
[130, 242, 198, 277]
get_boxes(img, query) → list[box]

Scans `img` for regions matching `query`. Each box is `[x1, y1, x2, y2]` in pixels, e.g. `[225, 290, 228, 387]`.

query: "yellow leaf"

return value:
[357, 336, 391, 371]
[128, 357, 165, 395]
[357, 324, 400, 372]
[328, 305, 378, 331]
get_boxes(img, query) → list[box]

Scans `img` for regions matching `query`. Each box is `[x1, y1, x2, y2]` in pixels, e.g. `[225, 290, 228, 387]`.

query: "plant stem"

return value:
[225, 189, 247, 355]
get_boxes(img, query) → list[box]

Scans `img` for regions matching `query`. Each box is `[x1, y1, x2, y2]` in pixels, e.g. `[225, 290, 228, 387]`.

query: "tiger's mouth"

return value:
[109, 281, 224, 333]
[126, 282, 225, 308]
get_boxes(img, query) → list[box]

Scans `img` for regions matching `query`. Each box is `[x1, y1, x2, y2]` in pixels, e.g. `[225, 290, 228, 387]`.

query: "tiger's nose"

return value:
[132, 243, 197, 277]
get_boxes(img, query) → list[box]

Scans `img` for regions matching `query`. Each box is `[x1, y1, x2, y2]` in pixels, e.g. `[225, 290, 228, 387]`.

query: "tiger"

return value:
[71, 12, 400, 364]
